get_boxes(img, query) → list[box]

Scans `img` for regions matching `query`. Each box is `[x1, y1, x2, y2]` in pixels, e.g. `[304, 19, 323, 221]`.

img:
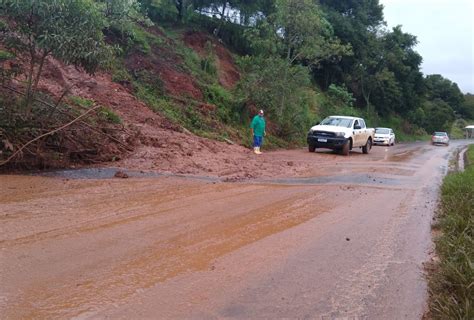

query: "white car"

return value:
[374, 127, 395, 146]
[431, 132, 449, 146]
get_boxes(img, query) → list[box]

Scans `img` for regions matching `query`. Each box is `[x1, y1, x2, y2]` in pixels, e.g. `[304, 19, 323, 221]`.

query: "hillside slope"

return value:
[31, 27, 305, 180]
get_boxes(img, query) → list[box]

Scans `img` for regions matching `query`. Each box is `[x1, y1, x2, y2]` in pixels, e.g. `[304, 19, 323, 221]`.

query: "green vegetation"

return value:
[429, 144, 474, 319]
[1, 0, 473, 167]
[99, 107, 122, 124]
[69, 96, 95, 108]
[0, 49, 13, 61]
[0, 0, 143, 167]
[450, 119, 471, 139]
[0, 0, 114, 110]
[135, 0, 471, 143]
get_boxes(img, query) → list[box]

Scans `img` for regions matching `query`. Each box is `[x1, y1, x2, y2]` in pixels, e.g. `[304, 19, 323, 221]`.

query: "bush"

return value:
[200, 41, 217, 76]
[327, 84, 355, 107]
[99, 107, 122, 124]
[204, 84, 235, 123]
[69, 96, 94, 108]
[0, 49, 14, 61]
[450, 119, 468, 139]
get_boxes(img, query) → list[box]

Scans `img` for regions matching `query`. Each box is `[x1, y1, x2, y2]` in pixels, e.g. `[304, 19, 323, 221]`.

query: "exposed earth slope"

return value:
[32, 29, 301, 180]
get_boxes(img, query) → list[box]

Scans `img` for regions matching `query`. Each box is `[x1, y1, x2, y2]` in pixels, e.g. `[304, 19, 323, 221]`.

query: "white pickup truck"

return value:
[307, 115, 375, 155]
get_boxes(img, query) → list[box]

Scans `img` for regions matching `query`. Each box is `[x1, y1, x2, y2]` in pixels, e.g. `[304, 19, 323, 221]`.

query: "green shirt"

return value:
[250, 115, 266, 137]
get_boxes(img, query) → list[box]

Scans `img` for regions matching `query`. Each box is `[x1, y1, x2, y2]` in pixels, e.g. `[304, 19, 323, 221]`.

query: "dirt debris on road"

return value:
[29, 34, 429, 182]
[0, 174, 345, 318]
[1, 141, 462, 319]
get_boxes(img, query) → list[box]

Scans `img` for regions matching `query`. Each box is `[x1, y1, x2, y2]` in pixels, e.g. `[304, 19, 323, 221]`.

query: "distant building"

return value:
[465, 125, 474, 138]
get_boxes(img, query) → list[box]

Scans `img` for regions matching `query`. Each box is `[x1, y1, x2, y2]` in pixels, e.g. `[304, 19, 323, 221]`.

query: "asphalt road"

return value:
[1, 140, 472, 319]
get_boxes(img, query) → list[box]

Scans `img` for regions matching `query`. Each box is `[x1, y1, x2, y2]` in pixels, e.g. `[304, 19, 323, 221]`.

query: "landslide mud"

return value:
[1, 175, 344, 318]
[1, 141, 470, 319]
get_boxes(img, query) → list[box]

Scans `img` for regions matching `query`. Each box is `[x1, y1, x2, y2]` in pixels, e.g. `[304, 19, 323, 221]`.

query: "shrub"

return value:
[69, 96, 94, 108]
[327, 84, 355, 107]
[0, 49, 14, 61]
[99, 107, 122, 124]
[200, 41, 217, 76]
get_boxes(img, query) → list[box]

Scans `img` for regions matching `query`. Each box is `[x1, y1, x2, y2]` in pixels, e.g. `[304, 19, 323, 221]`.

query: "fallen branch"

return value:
[223, 138, 235, 145]
[1, 84, 133, 151]
[0, 105, 101, 166]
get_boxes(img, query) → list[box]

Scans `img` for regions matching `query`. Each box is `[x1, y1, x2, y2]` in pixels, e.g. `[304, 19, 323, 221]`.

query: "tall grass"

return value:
[429, 144, 474, 319]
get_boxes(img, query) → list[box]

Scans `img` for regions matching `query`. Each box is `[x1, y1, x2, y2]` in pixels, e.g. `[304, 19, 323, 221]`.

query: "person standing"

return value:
[250, 109, 266, 154]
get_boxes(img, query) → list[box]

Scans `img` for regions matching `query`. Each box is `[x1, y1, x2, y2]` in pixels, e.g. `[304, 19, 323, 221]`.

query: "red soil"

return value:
[33, 54, 300, 180]
[125, 49, 203, 100]
[183, 31, 240, 89]
[30, 28, 306, 180]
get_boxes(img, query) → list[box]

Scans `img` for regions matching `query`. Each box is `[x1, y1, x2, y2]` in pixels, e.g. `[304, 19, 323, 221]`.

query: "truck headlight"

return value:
[335, 132, 345, 137]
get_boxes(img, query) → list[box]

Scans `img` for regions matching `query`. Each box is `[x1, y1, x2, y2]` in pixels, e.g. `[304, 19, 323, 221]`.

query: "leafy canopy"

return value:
[247, 0, 351, 66]
[0, 0, 112, 74]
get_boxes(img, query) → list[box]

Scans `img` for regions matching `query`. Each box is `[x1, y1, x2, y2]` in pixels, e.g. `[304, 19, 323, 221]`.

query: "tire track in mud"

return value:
[1, 179, 352, 319]
[1, 183, 226, 246]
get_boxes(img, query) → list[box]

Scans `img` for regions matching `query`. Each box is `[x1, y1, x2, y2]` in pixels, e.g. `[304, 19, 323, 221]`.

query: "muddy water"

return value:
[1, 141, 471, 319]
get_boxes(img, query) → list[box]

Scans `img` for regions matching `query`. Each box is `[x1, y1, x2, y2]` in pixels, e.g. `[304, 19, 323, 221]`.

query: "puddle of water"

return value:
[257, 174, 402, 186]
[29, 167, 219, 182]
[387, 149, 419, 162]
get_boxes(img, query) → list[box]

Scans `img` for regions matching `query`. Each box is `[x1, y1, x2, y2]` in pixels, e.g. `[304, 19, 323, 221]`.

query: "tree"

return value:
[460, 93, 474, 119]
[96, 0, 151, 30]
[174, 0, 189, 21]
[319, 0, 384, 30]
[421, 99, 455, 133]
[424, 74, 464, 113]
[316, 0, 384, 89]
[379, 26, 424, 114]
[246, 0, 350, 117]
[0, 0, 112, 112]
[345, 32, 384, 112]
[138, 0, 178, 22]
[249, 0, 350, 66]
[192, 0, 275, 26]
[237, 55, 314, 139]
[347, 25, 423, 116]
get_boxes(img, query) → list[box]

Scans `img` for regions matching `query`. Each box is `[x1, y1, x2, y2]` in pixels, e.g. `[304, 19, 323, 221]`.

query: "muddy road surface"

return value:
[1, 141, 471, 319]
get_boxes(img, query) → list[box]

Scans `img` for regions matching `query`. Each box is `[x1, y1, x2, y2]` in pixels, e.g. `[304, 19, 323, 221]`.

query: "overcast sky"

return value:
[380, 0, 473, 94]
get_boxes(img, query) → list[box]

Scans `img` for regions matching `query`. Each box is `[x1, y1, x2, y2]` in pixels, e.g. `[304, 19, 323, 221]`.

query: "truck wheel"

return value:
[308, 144, 316, 152]
[362, 138, 372, 154]
[341, 140, 350, 156]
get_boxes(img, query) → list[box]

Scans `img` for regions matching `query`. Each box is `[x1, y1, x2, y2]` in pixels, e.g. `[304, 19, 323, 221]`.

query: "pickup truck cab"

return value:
[307, 116, 374, 155]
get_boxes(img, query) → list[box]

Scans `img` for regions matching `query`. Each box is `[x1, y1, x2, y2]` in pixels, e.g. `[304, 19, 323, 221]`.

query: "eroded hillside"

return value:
[20, 26, 302, 180]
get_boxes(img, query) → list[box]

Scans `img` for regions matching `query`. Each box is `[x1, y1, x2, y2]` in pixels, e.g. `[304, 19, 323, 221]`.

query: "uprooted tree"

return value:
[0, 0, 140, 168]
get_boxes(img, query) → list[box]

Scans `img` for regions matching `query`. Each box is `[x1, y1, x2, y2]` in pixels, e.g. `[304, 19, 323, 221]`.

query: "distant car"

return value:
[374, 127, 395, 146]
[431, 132, 449, 146]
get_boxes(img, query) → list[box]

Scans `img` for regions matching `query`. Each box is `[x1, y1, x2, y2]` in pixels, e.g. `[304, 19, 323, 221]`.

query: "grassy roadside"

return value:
[429, 144, 474, 319]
